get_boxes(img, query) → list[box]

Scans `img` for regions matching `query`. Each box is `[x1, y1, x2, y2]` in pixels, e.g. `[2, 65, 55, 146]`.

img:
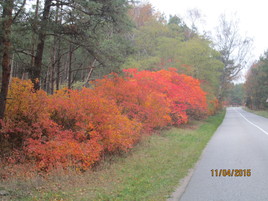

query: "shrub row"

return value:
[0, 68, 210, 171]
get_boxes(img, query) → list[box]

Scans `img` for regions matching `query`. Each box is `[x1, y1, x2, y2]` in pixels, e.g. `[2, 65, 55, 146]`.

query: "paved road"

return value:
[179, 107, 268, 201]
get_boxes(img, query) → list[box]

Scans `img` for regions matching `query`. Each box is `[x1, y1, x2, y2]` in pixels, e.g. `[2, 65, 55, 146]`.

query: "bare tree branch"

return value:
[214, 14, 253, 101]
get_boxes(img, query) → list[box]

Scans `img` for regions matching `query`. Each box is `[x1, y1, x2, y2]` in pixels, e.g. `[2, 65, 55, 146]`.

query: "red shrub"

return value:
[123, 68, 208, 123]
[1, 79, 141, 171]
[93, 74, 172, 131]
[0, 68, 208, 172]
[50, 88, 142, 150]
[0, 78, 52, 157]
[25, 130, 103, 171]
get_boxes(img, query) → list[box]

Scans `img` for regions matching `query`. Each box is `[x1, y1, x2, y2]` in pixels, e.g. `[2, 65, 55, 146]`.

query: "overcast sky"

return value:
[149, 0, 268, 61]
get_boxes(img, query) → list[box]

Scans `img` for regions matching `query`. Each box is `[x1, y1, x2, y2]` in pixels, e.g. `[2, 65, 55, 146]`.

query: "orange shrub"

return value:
[1, 79, 141, 171]
[93, 74, 172, 131]
[49, 88, 142, 152]
[123, 68, 208, 124]
[0, 68, 208, 173]
[26, 88, 141, 171]
[0, 78, 53, 157]
[25, 130, 103, 171]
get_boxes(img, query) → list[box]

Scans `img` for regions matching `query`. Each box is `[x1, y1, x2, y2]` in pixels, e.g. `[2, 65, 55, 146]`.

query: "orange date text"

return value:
[211, 169, 251, 177]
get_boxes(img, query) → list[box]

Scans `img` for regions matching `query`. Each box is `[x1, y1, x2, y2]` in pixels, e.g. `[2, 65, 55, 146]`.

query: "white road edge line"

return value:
[236, 109, 268, 136]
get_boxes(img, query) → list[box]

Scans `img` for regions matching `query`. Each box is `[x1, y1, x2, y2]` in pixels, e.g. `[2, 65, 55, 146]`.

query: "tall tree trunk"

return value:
[55, 37, 61, 90]
[30, 0, 39, 69]
[0, 0, 14, 120]
[31, 0, 51, 90]
[55, 4, 62, 91]
[50, 47, 55, 94]
[9, 53, 14, 84]
[68, 43, 73, 89]
[50, 4, 59, 94]
[83, 59, 97, 87]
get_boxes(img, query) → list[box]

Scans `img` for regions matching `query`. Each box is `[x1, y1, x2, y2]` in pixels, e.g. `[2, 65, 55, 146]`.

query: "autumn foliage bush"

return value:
[94, 68, 207, 129]
[0, 69, 209, 172]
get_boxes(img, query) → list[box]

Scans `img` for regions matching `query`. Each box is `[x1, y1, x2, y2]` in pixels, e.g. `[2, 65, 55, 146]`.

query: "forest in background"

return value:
[226, 52, 268, 110]
[0, 0, 257, 174]
[244, 52, 268, 109]
[1, 1, 252, 106]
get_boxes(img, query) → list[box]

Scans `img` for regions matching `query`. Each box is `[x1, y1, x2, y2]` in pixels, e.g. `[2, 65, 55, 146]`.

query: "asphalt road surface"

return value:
[179, 107, 268, 201]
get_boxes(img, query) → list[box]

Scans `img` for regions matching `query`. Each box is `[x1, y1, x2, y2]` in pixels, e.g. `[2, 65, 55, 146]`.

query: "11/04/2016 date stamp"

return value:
[211, 169, 251, 177]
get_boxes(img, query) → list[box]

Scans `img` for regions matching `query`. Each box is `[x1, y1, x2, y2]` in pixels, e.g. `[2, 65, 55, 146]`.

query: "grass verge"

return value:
[243, 107, 268, 118]
[1, 110, 225, 201]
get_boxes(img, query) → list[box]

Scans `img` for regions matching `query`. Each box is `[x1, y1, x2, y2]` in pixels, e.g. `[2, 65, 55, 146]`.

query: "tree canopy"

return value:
[245, 52, 268, 109]
[1, 1, 253, 118]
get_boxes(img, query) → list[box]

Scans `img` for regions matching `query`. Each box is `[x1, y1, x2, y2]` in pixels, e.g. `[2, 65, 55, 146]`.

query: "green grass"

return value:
[243, 107, 268, 118]
[1, 111, 225, 201]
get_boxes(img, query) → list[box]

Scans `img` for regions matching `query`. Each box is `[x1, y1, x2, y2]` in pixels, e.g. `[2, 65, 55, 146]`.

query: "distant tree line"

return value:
[225, 83, 244, 106]
[245, 52, 268, 110]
